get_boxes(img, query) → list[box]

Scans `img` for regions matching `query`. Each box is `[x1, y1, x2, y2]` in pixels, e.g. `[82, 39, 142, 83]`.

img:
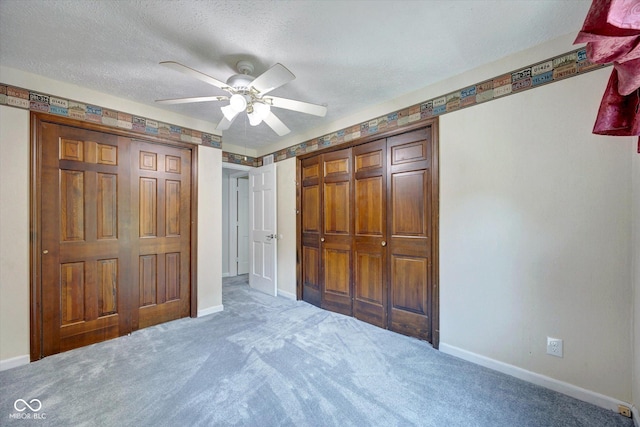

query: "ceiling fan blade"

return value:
[155, 95, 228, 105]
[267, 96, 327, 117]
[263, 111, 291, 136]
[216, 108, 240, 131]
[160, 61, 229, 90]
[249, 63, 295, 95]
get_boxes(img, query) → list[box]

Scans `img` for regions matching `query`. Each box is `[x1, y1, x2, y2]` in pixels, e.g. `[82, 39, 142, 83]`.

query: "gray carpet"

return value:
[0, 275, 633, 427]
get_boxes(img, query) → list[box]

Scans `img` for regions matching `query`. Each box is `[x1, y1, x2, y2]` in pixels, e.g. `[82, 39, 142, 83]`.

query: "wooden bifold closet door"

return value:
[33, 116, 194, 359]
[300, 124, 438, 344]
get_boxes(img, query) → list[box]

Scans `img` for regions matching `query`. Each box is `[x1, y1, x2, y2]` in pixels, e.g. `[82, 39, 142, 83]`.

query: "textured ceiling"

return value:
[0, 0, 591, 150]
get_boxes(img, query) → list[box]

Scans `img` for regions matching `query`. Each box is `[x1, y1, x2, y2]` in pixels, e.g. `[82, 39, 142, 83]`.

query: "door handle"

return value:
[320, 237, 325, 242]
[42, 249, 49, 254]
[381, 241, 386, 247]
[266, 234, 277, 240]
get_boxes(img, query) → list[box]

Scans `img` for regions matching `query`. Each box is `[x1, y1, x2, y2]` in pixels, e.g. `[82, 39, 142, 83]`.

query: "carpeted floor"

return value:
[0, 275, 634, 426]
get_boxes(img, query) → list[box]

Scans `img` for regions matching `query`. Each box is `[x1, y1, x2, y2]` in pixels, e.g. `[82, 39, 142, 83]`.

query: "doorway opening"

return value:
[222, 164, 251, 278]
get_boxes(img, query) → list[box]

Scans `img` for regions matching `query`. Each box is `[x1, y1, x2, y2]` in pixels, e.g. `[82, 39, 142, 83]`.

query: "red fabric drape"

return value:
[574, 0, 640, 147]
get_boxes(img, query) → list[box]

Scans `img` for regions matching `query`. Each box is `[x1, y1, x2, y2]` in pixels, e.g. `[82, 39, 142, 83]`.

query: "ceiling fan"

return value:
[156, 60, 327, 136]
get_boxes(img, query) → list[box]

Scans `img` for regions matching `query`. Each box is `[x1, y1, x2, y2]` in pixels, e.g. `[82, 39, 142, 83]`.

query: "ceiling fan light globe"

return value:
[253, 102, 271, 121]
[229, 94, 247, 112]
[248, 111, 262, 126]
[221, 104, 237, 121]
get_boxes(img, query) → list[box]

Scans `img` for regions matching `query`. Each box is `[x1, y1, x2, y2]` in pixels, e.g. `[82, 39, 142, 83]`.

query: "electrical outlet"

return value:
[546, 337, 563, 357]
[618, 405, 631, 418]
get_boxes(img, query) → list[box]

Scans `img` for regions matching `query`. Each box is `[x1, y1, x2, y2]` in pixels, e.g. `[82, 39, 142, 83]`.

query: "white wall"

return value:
[276, 157, 297, 299]
[265, 33, 637, 408]
[0, 70, 222, 366]
[0, 106, 30, 368]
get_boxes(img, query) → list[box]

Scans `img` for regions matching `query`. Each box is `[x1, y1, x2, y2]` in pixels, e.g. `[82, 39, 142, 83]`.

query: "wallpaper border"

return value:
[261, 47, 609, 165]
[0, 83, 223, 149]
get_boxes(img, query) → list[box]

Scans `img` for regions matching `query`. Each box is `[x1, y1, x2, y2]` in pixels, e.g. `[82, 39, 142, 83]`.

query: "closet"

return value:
[298, 121, 439, 345]
[31, 113, 196, 359]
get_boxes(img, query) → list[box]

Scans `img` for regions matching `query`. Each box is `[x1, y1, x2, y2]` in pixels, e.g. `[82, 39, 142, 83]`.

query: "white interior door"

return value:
[237, 177, 249, 275]
[249, 163, 277, 296]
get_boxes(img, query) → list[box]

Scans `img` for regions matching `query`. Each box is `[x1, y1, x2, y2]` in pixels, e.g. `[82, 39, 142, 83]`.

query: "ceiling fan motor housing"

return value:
[226, 60, 256, 92]
[226, 73, 254, 91]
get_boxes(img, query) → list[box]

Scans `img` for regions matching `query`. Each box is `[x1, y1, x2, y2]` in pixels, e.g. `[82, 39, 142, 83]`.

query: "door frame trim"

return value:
[29, 112, 200, 360]
[295, 117, 440, 348]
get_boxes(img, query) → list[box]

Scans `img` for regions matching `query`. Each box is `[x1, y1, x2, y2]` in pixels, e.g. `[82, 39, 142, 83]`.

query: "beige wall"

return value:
[0, 70, 222, 366]
[439, 68, 633, 402]
[198, 146, 223, 313]
[633, 149, 640, 415]
[265, 33, 637, 408]
[0, 106, 30, 364]
[276, 157, 297, 298]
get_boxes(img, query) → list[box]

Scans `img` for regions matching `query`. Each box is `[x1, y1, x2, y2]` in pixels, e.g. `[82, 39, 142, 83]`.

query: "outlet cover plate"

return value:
[547, 337, 563, 357]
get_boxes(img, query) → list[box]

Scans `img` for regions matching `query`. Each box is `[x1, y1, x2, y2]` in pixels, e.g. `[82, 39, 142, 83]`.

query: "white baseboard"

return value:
[439, 343, 632, 414]
[222, 272, 230, 277]
[0, 354, 30, 371]
[197, 304, 224, 317]
[277, 289, 296, 300]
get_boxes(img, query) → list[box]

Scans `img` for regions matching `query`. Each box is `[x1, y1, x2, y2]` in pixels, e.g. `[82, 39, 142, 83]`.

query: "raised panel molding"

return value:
[355, 176, 383, 235]
[392, 171, 427, 237]
[324, 157, 349, 176]
[303, 164, 319, 180]
[391, 255, 427, 314]
[97, 173, 117, 239]
[324, 182, 350, 234]
[355, 150, 383, 171]
[98, 259, 118, 316]
[97, 144, 117, 165]
[323, 248, 350, 295]
[60, 170, 85, 241]
[165, 253, 180, 301]
[165, 155, 181, 173]
[303, 247, 319, 290]
[139, 151, 157, 171]
[391, 140, 427, 165]
[59, 138, 83, 161]
[355, 251, 383, 304]
[302, 186, 319, 233]
[165, 180, 181, 236]
[139, 178, 157, 237]
[61, 262, 85, 325]
[139, 255, 157, 307]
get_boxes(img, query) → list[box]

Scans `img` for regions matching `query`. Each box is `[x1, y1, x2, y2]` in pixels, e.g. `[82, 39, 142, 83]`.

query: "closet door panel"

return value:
[301, 157, 322, 306]
[320, 149, 353, 315]
[387, 128, 432, 340]
[353, 139, 387, 327]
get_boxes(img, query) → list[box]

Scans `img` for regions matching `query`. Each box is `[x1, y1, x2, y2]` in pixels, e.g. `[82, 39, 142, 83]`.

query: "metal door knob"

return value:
[42, 249, 49, 254]
[320, 237, 325, 242]
[381, 241, 386, 247]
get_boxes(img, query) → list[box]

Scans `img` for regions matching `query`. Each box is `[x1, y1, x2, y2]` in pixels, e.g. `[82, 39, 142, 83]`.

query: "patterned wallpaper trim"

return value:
[0, 83, 223, 149]
[222, 151, 258, 167]
[261, 47, 610, 165]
